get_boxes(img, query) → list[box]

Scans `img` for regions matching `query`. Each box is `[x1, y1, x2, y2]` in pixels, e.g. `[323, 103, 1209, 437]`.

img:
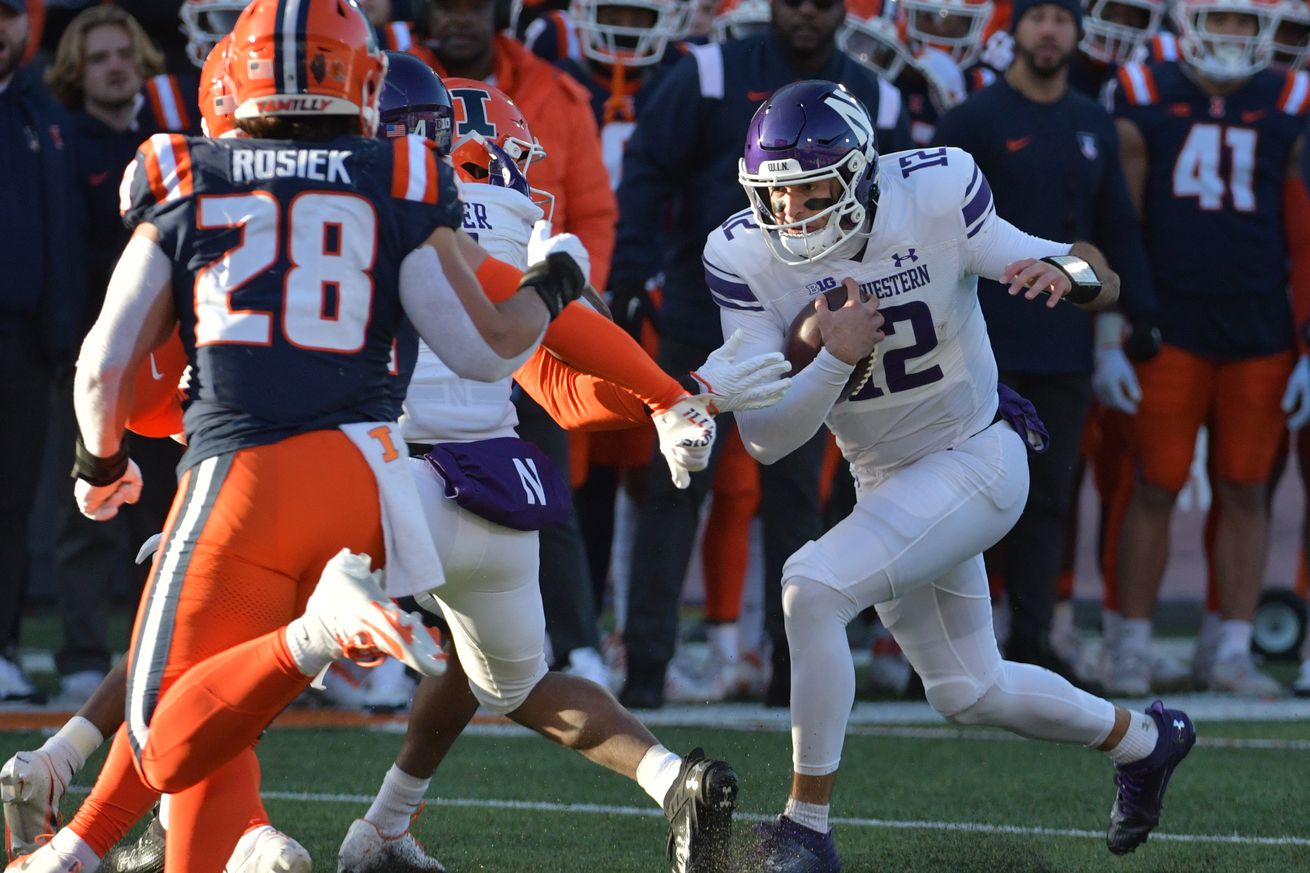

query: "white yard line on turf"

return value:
[244, 790, 1310, 848]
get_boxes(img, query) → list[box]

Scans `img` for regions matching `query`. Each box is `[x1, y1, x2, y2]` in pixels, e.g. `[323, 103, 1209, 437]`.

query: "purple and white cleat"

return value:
[1107, 700, 1196, 854]
[754, 815, 841, 873]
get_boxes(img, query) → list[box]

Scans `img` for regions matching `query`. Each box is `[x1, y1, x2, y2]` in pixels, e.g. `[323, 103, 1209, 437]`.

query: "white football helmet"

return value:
[570, 0, 689, 66]
[179, 0, 251, 69]
[840, 0, 912, 80]
[1171, 0, 1282, 80]
[900, 0, 994, 67]
[1273, 0, 1310, 69]
[711, 0, 771, 42]
[1081, 0, 1167, 63]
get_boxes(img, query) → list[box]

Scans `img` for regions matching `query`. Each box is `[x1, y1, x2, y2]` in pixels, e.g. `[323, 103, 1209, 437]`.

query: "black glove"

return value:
[519, 252, 586, 320]
[1123, 312, 1163, 363]
[609, 280, 660, 340]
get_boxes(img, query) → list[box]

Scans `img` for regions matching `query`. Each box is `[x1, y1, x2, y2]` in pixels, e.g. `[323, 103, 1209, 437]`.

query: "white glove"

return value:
[1282, 354, 1310, 430]
[527, 219, 591, 285]
[689, 329, 792, 413]
[652, 395, 716, 489]
[75, 459, 143, 521]
[1092, 346, 1142, 414]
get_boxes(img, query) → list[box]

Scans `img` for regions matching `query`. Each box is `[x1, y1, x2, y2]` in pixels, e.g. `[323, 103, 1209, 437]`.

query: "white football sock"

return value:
[1215, 620, 1253, 663]
[50, 827, 101, 867]
[1119, 618, 1152, 656]
[706, 623, 740, 665]
[635, 745, 683, 808]
[284, 616, 335, 677]
[784, 798, 830, 834]
[1106, 709, 1160, 765]
[365, 765, 431, 837]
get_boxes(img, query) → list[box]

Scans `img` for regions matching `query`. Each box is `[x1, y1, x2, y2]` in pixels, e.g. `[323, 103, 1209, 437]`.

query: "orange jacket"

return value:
[414, 36, 617, 289]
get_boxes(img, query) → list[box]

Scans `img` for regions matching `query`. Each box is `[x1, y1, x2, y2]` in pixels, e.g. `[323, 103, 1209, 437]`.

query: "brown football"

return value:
[784, 284, 877, 401]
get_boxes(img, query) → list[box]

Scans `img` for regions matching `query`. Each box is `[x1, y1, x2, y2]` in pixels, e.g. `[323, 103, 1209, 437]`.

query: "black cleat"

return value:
[1107, 700, 1196, 855]
[663, 748, 738, 873]
[101, 810, 165, 873]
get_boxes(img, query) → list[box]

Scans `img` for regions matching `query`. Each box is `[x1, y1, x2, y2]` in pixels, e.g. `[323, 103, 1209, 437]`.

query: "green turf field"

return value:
[5, 716, 1308, 872]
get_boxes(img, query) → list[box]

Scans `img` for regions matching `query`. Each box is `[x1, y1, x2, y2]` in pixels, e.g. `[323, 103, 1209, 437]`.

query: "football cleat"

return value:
[305, 550, 447, 678]
[1206, 652, 1283, 698]
[224, 825, 311, 873]
[99, 812, 164, 873]
[3, 835, 83, 873]
[663, 749, 737, 873]
[3, 751, 67, 861]
[1107, 700, 1196, 854]
[337, 814, 445, 873]
[753, 815, 841, 873]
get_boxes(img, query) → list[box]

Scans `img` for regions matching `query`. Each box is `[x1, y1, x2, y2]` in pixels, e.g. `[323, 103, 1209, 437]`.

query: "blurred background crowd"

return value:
[3, 0, 1310, 719]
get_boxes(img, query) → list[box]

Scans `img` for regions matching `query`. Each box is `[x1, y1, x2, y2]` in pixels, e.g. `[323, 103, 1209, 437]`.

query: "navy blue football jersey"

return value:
[1113, 62, 1309, 359]
[121, 132, 461, 470]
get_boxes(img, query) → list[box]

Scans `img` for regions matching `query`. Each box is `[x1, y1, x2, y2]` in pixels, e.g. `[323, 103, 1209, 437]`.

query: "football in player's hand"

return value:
[784, 284, 877, 401]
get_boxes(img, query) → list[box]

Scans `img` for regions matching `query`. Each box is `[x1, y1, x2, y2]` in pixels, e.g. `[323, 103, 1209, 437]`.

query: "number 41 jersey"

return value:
[121, 132, 462, 470]
[1112, 63, 1310, 359]
[703, 147, 1068, 472]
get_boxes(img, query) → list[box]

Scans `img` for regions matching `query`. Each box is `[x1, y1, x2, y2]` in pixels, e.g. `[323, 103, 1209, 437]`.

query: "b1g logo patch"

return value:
[806, 276, 838, 296]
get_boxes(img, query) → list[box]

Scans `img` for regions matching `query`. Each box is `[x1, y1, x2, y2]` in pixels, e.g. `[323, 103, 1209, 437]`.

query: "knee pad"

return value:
[466, 653, 549, 716]
[923, 673, 993, 721]
[782, 575, 860, 629]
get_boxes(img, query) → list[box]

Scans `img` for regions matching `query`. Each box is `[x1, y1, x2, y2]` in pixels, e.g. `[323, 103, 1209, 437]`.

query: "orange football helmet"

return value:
[900, 0, 994, 67]
[840, 0, 910, 80]
[226, 0, 386, 134]
[446, 78, 555, 220]
[711, 0, 770, 42]
[199, 34, 238, 138]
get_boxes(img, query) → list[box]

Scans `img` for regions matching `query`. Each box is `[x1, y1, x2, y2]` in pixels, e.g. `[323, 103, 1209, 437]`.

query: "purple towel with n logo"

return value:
[423, 437, 572, 531]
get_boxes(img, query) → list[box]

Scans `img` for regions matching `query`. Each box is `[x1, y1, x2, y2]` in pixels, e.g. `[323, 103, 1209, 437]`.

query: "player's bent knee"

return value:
[782, 575, 860, 630]
[924, 675, 992, 722]
[467, 654, 549, 716]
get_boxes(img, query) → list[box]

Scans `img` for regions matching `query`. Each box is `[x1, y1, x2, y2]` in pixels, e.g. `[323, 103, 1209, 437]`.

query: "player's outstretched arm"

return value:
[73, 224, 177, 521]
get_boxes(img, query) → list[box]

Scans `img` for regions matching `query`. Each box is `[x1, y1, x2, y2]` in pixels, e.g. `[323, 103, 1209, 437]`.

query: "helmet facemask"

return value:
[571, 0, 689, 66]
[1174, 1, 1278, 81]
[1081, 0, 1165, 64]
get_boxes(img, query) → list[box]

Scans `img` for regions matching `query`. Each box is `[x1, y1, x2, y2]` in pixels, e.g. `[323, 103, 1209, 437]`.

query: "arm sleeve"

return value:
[1093, 122, 1159, 317]
[400, 246, 544, 381]
[723, 306, 851, 465]
[540, 302, 688, 411]
[513, 348, 652, 430]
[610, 55, 702, 289]
[961, 166, 1071, 279]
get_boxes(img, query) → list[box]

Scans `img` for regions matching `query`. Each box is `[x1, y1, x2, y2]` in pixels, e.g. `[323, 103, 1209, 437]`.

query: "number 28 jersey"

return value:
[704, 147, 1068, 472]
[1112, 62, 1310, 358]
[121, 132, 461, 470]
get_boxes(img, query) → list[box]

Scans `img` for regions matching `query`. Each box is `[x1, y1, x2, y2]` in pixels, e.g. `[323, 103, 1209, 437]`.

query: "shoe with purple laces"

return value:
[1107, 700, 1196, 854]
[753, 815, 841, 873]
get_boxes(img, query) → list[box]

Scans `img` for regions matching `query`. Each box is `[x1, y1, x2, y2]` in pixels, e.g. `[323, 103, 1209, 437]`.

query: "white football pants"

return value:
[783, 424, 1115, 776]
[410, 458, 550, 714]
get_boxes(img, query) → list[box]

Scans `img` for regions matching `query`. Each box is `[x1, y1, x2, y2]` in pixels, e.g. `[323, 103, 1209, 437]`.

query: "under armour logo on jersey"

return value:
[513, 458, 548, 505]
[823, 91, 871, 148]
[892, 249, 918, 267]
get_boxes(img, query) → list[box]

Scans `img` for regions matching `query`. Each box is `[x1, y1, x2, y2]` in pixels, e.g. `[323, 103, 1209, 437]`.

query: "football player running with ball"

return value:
[705, 80, 1195, 872]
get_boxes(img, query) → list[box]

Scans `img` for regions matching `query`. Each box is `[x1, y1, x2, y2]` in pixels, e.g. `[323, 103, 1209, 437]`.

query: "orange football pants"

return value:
[120, 429, 385, 873]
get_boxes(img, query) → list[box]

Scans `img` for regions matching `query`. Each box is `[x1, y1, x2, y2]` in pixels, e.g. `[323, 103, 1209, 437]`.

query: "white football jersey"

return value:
[705, 147, 1069, 472]
[400, 183, 543, 444]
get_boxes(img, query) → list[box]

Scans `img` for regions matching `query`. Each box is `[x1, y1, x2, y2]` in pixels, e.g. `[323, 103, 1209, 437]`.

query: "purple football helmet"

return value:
[739, 80, 880, 263]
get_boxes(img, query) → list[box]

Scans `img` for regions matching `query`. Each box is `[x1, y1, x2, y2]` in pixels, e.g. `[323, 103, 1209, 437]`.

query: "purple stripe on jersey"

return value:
[962, 173, 992, 230]
[710, 291, 765, 311]
[965, 203, 994, 238]
[964, 164, 980, 199]
[704, 267, 759, 303]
